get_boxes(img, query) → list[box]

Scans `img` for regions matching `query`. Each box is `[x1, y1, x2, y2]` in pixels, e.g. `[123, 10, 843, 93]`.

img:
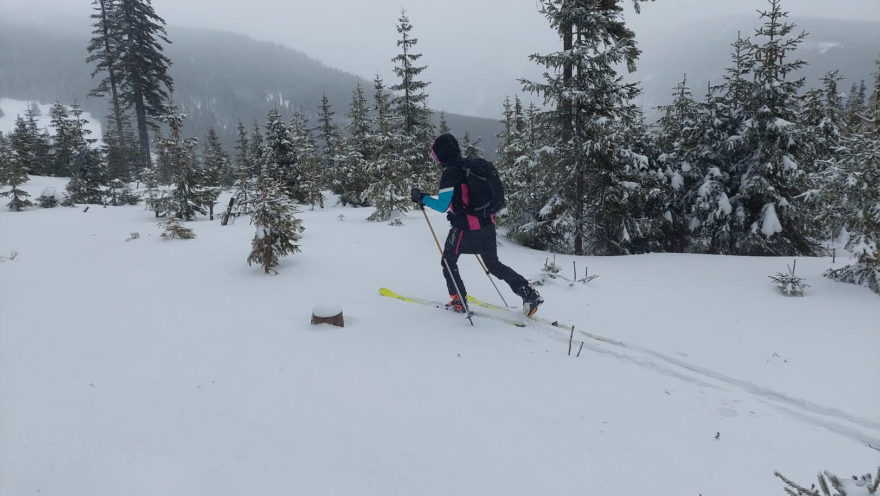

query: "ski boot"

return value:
[446, 294, 468, 313]
[518, 284, 544, 316]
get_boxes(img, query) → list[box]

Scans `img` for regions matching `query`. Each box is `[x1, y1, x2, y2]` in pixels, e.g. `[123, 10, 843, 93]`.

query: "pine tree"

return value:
[249, 121, 264, 172]
[315, 93, 341, 170]
[520, 0, 650, 255]
[49, 102, 75, 177]
[87, 0, 127, 149]
[289, 111, 324, 209]
[115, 0, 174, 168]
[202, 127, 232, 188]
[460, 131, 483, 158]
[655, 75, 705, 250]
[260, 108, 296, 189]
[366, 74, 410, 222]
[438, 110, 450, 135]
[156, 103, 210, 220]
[248, 155, 304, 274]
[813, 61, 880, 293]
[731, 0, 817, 255]
[231, 121, 255, 214]
[334, 82, 373, 207]
[19, 105, 52, 177]
[0, 118, 33, 211]
[390, 9, 436, 189]
[102, 110, 139, 181]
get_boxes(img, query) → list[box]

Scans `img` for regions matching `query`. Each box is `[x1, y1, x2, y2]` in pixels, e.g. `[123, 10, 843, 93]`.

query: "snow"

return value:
[760, 202, 784, 238]
[1, 176, 879, 496]
[312, 303, 343, 318]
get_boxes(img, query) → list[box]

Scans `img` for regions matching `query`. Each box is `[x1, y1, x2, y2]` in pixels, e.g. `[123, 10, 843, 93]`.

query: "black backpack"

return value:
[460, 157, 507, 217]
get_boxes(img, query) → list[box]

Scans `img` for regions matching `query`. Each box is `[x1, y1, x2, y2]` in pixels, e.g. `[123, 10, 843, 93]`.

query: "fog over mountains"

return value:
[0, 14, 877, 154]
[0, 18, 504, 156]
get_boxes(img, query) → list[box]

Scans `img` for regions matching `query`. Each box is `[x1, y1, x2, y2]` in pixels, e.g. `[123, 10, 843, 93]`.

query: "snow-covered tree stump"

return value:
[311, 304, 344, 327]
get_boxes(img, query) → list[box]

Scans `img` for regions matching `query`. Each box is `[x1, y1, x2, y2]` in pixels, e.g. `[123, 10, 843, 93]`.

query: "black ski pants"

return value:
[441, 225, 528, 299]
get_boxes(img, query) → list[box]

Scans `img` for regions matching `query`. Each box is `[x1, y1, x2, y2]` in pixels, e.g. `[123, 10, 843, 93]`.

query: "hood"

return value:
[431, 133, 462, 164]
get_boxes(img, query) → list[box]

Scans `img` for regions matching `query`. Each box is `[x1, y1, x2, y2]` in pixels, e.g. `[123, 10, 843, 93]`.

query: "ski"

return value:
[378, 288, 526, 327]
[466, 294, 624, 347]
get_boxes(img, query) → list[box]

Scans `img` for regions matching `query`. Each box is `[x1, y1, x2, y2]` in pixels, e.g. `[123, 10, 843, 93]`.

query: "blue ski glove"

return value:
[410, 188, 426, 206]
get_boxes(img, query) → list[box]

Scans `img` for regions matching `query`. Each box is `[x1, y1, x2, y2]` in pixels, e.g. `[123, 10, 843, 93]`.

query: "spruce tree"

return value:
[87, 0, 126, 147]
[260, 109, 296, 190]
[49, 102, 75, 177]
[289, 111, 324, 209]
[102, 110, 139, 181]
[813, 61, 880, 293]
[232, 121, 255, 214]
[115, 0, 174, 168]
[334, 82, 373, 207]
[248, 152, 304, 274]
[315, 93, 341, 170]
[0, 118, 33, 211]
[202, 127, 232, 188]
[438, 111, 450, 135]
[731, 0, 817, 255]
[460, 131, 483, 158]
[655, 75, 705, 250]
[156, 104, 210, 220]
[366, 74, 410, 222]
[390, 9, 436, 188]
[520, 0, 650, 255]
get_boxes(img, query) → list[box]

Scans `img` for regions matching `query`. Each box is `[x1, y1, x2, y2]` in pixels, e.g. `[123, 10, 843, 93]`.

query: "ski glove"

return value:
[410, 188, 426, 206]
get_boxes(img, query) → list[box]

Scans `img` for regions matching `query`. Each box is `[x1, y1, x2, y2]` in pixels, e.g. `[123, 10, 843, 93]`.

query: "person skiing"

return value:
[410, 133, 544, 316]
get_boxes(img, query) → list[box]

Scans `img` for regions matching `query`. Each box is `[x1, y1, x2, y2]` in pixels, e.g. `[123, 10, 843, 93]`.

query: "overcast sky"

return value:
[2, 0, 879, 118]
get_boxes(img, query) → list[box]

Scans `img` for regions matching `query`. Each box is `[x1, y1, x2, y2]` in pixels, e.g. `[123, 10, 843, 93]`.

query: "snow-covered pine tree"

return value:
[260, 108, 296, 191]
[202, 127, 233, 189]
[390, 9, 436, 189]
[19, 105, 52, 177]
[102, 110, 139, 182]
[730, 0, 818, 256]
[289, 110, 324, 209]
[502, 102, 559, 249]
[438, 111, 450, 135]
[139, 166, 162, 216]
[460, 131, 483, 158]
[249, 121, 264, 170]
[655, 74, 705, 249]
[844, 80, 868, 132]
[366, 74, 410, 222]
[813, 62, 880, 294]
[49, 102, 75, 177]
[65, 144, 105, 205]
[156, 104, 210, 220]
[315, 93, 342, 171]
[334, 82, 373, 207]
[520, 0, 653, 255]
[231, 121, 256, 215]
[247, 161, 304, 274]
[685, 34, 757, 254]
[0, 118, 33, 211]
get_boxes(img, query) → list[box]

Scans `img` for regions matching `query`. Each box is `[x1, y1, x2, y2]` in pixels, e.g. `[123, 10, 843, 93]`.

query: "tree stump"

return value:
[311, 304, 344, 327]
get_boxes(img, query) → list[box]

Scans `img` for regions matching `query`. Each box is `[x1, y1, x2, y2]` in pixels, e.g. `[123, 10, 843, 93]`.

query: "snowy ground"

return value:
[1, 176, 878, 496]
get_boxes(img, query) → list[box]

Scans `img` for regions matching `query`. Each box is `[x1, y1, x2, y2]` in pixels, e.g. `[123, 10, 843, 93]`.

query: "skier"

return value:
[410, 133, 544, 316]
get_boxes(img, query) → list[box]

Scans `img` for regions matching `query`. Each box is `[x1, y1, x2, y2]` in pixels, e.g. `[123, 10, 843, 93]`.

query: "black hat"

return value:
[431, 133, 461, 164]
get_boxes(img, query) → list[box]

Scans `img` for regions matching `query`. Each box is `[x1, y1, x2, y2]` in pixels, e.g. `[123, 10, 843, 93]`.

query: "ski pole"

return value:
[474, 254, 512, 308]
[419, 206, 473, 325]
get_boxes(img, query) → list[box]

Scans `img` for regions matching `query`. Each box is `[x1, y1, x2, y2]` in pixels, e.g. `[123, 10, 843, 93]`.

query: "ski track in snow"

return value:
[486, 306, 880, 449]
